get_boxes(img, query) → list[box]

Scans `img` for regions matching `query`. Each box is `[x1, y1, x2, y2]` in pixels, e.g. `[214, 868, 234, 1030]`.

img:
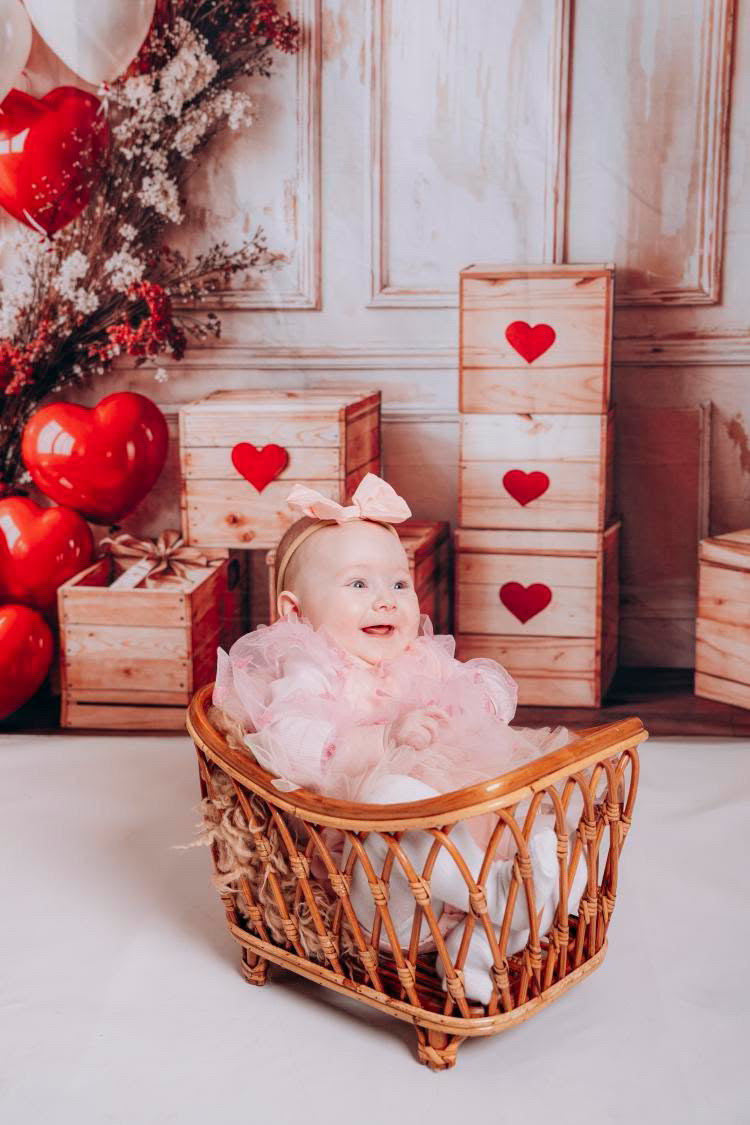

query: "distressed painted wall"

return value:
[9, 0, 750, 667]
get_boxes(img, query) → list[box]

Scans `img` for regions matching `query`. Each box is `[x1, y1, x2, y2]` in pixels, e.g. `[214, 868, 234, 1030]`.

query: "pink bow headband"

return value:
[275, 473, 411, 599]
[285, 473, 411, 524]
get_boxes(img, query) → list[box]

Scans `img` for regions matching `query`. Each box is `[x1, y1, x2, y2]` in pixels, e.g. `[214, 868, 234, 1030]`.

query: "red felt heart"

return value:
[499, 581, 552, 623]
[0, 496, 94, 612]
[231, 443, 289, 492]
[21, 392, 168, 523]
[0, 604, 54, 720]
[0, 86, 110, 235]
[502, 469, 550, 506]
[505, 321, 556, 364]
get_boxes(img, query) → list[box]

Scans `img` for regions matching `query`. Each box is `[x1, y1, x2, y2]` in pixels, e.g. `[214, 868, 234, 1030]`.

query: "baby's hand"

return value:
[388, 706, 449, 751]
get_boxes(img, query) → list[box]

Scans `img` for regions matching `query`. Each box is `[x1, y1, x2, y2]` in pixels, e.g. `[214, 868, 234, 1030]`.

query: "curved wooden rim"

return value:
[187, 684, 647, 830]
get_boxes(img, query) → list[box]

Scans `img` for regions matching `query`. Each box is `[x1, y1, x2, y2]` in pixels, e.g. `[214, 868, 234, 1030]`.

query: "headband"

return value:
[275, 473, 411, 602]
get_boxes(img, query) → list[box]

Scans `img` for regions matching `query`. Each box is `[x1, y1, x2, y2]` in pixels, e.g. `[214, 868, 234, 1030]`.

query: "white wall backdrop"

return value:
[16, 0, 750, 667]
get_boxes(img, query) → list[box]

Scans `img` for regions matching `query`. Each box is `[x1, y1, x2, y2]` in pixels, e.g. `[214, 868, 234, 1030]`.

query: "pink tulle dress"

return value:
[213, 615, 569, 816]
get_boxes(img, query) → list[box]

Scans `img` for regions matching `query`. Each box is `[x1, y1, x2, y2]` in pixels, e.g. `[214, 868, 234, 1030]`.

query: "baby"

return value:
[213, 473, 586, 1004]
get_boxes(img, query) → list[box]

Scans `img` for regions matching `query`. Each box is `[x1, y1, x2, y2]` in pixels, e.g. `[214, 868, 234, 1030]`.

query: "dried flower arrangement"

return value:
[0, 0, 300, 493]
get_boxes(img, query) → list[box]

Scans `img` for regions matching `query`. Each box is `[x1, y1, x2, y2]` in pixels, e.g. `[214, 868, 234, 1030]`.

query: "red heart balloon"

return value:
[0, 604, 53, 720]
[499, 582, 552, 623]
[231, 443, 289, 492]
[0, 496, 94, 612]
[21, 392, 168, 523]
[502, 469, 550, 506]
[0, 86, 110, 235]
[505, 321, 556, 364]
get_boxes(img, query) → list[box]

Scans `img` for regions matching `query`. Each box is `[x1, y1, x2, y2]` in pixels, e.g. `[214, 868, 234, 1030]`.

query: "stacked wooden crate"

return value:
[455, 263, 620, 707]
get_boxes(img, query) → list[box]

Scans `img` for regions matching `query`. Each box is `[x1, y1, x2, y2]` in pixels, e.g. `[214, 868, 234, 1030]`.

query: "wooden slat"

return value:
[61, 700, 188, 730]
[183, 478, 340, 549]
[181, 445, 340, 480]
[344, 406, 381, 475]
[698, 563, 750, 627]
[457, 552, 598, 589]
[456, 581, 596, 637]
[65, 687, 189, 705]
[455, 526, 604, 556]
[63, 624, 190, 693]
[694, 672, 750, 711]
[59, 586, 189, 628]
[695, 618, 750, 686]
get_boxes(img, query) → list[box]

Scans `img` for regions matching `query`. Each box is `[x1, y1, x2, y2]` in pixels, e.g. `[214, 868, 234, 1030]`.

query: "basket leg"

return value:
[241, 949, 269, 987]
[415, 1028, 464, 1071]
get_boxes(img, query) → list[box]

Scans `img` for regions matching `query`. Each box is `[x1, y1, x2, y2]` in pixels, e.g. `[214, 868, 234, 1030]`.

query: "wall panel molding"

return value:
[203, 0, 321, 310]
[590, 0, 735, 307]
[366, 0, 571, 308]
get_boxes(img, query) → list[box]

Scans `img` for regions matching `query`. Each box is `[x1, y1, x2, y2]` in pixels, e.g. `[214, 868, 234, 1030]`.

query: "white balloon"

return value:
[23, 0, 156, 86]
[0, 0, 31, 105]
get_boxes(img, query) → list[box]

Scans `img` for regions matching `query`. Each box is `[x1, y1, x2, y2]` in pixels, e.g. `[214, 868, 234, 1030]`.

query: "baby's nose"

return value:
[373, 587, 396, 610]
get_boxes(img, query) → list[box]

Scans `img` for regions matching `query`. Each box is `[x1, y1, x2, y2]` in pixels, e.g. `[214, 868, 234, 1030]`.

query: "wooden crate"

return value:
[455, 523, 620, 707]
[264, 520, 453, 634]
[695, 529, 750, 709]
[58, 551, 243, 730]
[179, 389, 381, 549]
[460, 263, 614, 414]
[459, 410, 614, 531]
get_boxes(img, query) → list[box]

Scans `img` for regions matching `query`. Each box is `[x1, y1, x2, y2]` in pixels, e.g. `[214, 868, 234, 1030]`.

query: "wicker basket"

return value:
[186, 684, 647, 1070]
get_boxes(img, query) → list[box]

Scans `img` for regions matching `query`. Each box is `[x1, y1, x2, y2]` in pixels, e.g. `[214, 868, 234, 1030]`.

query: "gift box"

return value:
[695, 529, 750, 709]
[179, 389, 381, 550]
[460, 263, 614, 414]
[264, 519, 452, 633]
[58, 535, 247, 730]
[455, 523, 620, 707]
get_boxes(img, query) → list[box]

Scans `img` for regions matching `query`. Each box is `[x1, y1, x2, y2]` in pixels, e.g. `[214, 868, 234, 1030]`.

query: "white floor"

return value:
[1, 731, 749, 1125]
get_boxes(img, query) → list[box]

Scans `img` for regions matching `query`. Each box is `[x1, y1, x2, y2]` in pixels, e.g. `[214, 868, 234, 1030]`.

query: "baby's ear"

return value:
[277, 589, 301, 621]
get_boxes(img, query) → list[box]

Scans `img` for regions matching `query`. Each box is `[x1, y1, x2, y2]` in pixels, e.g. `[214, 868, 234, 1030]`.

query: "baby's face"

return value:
[285, 520, 420, 664]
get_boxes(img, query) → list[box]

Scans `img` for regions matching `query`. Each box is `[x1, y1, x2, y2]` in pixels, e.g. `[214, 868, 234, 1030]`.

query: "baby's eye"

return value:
[349, 579, 367, 589]
[394, 580, 409, 590]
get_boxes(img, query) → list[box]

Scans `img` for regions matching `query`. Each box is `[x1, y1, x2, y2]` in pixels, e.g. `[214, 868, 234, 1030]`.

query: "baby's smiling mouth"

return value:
[361, 624, 395, 636]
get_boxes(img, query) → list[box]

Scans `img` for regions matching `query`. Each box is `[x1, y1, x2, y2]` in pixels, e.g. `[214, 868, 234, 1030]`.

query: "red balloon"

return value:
[21, 392, 168, 523]
[0, 496, 94, 612]
[0, 86, 110, 235]
[0, 604, 53, 720]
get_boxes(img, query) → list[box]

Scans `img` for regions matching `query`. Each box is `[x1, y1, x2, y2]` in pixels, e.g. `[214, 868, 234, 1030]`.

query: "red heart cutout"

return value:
[21, 392, 168, 524]
[231, 443, 289, 492]
[502, 469, 550, 506]
[499, 582, 552, 623]
[0, 604, 54, 720]
[0, 497, 94, 612]
[0, 87, 110, 235]
[505, 321, 556, 364]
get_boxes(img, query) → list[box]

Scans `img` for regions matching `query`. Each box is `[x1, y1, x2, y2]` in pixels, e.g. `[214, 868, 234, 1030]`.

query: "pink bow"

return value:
[286, 472, 411, 524]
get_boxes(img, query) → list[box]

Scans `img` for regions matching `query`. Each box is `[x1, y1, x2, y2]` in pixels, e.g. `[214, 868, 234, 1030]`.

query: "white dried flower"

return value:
[139, 171, 182, 223]
[120, 223, 138, 243]
[57, 250, 89, 296]
[173, 90, 254, 157]
[160, 19, 218, 117]
[71, 287, 99, 315]
[105, 248, 145, 290]
[153, 367, 168, 383]
[121, 74, 155, 110]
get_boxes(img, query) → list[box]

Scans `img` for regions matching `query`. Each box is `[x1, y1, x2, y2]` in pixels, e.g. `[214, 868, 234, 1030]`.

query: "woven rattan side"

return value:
[187, 685, 646, 1070]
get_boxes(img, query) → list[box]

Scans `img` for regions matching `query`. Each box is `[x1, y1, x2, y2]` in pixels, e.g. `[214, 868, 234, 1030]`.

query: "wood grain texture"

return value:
[459, 409, 613, 530]
[455, 523, 619, 704]
[460, 268, 613, 414]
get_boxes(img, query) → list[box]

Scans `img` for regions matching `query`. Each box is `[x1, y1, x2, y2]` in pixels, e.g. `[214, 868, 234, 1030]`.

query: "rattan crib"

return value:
[186, 684, 647, 1070]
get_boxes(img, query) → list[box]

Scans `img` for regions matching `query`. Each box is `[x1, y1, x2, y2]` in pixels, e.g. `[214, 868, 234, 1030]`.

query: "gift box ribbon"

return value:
[100, 530, 216, 588]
